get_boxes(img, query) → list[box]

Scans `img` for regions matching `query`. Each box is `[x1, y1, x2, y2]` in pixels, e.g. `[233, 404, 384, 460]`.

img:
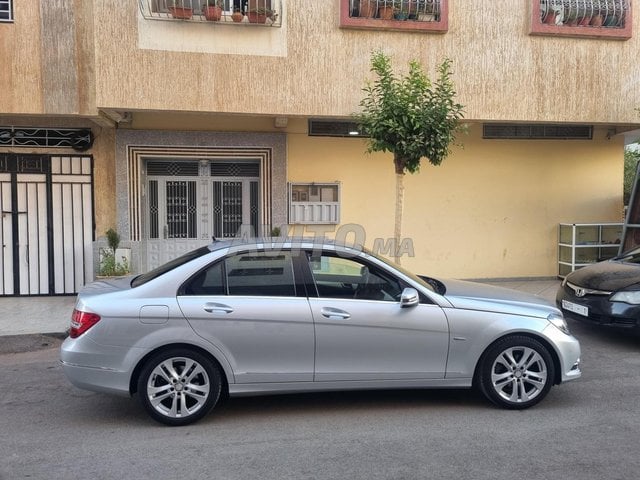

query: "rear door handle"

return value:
[321, 307, 351, 320]
[203, 303, 234, 314]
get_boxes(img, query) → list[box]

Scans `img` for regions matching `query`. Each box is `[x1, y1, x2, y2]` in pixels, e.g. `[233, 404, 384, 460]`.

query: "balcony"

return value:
[138, 0, 282, 27]
[340, 0, 448, 33]
[531, 0, 632, 40]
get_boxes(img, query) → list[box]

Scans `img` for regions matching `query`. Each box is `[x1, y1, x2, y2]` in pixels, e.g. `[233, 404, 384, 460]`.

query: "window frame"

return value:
[339, 0, 449, 33]
[530, 0, 632, 40]
[179, 249, 307, 298]
[0, 0, 12, 22]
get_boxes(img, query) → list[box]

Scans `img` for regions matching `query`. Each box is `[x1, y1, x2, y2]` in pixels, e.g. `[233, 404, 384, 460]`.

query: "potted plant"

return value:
[378, 0, 395, 20]
[168, 0, 193, 20]
[358, 0, 377, 18]
[202, 0, 222, 21]
[247, 7, 271, 24]
[231, 8, 244, 22]
[98, 229, 130, 277]
[394, 1, 411, 20]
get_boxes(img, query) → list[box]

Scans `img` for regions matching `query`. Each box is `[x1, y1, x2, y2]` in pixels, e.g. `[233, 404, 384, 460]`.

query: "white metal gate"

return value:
[0, 155, 94, 296]
[145, 159, 260, 270]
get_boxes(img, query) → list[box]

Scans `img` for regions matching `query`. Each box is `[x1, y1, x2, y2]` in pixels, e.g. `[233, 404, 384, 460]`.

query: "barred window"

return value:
[0, 0, 13, 22]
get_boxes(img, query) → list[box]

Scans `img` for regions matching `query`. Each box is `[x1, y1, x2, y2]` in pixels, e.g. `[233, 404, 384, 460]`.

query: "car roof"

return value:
[207, 237, 361, 252]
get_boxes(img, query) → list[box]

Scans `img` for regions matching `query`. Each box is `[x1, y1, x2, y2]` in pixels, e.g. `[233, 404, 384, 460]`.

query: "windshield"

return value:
[615, 247, 640, 264]
[131, 246, 212, 288]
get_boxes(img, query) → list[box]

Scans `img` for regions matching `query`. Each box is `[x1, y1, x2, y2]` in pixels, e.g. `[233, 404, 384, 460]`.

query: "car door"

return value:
[306, 252, 450, 381]
[177, 249, 314, 383]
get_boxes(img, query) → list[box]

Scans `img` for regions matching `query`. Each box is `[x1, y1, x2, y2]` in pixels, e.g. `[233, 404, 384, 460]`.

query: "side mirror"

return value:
[400, 288, 419, 308]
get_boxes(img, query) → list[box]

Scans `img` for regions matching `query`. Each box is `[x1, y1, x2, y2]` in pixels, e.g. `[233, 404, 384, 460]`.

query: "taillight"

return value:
[69, 309, 101, 338]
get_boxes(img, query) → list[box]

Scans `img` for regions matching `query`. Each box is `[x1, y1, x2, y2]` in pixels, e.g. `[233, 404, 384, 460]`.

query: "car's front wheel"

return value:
[138, 348, 222, 426]
[478, 336, 555, 409]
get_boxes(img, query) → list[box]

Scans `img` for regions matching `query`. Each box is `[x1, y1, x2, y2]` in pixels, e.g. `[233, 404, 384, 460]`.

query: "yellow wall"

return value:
[288, 124, 624, 278]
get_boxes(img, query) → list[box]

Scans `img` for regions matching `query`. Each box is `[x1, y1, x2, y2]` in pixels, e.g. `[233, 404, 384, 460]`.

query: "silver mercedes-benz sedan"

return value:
[61, 239, 581, 426]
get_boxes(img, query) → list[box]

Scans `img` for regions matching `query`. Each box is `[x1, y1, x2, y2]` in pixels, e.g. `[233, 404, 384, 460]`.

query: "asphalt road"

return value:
[0, 320, 638, 480]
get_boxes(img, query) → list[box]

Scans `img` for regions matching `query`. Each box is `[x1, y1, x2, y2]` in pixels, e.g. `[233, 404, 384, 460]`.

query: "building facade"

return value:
[1, 0, 639, 296]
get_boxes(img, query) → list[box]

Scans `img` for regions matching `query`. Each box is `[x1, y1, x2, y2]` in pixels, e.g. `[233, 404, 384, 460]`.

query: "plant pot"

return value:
[378, 6, 394, 20]
[231, 10, 244, 22]
[543, 11, 556, 25]
[359, 0, 376, 18]
[203, 5, 222, 21]
[248, 12, 267, 23]
[394, 12, 409, 20]
[590, 14, 603, 26]
[577, 16, 591, 26]
[169, 6, 193, 19]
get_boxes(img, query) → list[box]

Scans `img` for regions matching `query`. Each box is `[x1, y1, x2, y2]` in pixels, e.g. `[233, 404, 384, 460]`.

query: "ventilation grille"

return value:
[211, 162, 260, 177]
[147, 161, 199, 176]
[0, 127, 93, 150]
[308, 120, 367, 137]
[483, 124, 593, 140]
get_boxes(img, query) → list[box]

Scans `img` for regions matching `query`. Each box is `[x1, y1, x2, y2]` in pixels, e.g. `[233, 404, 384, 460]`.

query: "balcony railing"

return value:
[341, 0, 448, 32]
[138, 0, 282, 27]
[532, 0, 632, 39]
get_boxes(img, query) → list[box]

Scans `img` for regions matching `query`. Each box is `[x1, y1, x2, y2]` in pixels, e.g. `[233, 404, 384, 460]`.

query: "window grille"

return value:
[138, 0, 282, 27]
[0, 127, 93, 150]
[483, 124, 593, 140]
[539, 0, 629, 28]
[348, 0, 441, 22]
[0, 0, 12, 22]
[289, 183, 341, 225]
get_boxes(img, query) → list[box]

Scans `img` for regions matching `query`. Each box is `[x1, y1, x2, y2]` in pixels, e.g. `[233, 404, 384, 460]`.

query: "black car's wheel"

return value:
[138, 348, 222, 426]
[478, 336, 555, 409]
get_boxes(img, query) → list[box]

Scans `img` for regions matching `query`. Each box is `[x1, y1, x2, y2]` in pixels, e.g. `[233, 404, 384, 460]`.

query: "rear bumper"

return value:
[60, 336, 142, 396]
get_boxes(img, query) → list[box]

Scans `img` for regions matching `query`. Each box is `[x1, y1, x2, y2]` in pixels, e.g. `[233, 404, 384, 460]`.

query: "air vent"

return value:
[210, 162, 260, 177]
[147, 161, 199, 176]
[483, 124, 593, 140]
[308, 120, 367, 137]
[0, 127, 94, 150]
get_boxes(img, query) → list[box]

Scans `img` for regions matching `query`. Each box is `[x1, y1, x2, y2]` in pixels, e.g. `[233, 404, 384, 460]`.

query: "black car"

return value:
[557, 248, 640, 329]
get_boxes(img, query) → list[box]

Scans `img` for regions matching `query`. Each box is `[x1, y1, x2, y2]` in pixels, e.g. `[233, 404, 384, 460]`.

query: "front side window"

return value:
[309, 254, 403, 302]
[182, 251, 297, 297]
[0, 1, 13, 22]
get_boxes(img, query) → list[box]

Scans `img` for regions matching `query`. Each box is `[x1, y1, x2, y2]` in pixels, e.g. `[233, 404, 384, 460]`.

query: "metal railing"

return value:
[539, 0, 629, 27]
[349, 0, 441, 22]
[138, 0, 282, 27]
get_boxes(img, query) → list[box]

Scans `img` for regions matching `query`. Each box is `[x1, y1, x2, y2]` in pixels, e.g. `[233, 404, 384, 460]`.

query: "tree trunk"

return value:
[394, 172, 404, 265]
[393, 154, 407, 265]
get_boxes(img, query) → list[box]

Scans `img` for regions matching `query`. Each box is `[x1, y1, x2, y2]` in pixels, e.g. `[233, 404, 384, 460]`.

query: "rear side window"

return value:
[181, 251, 296, 297]
[132, 246, 211, 288]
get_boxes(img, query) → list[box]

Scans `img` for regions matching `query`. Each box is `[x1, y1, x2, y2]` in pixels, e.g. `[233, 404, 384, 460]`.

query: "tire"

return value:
[138, 348, 222, 426]
[478, 335, 555, 410]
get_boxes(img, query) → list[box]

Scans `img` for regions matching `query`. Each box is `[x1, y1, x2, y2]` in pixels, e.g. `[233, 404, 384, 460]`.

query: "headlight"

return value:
[548, 313, 570, 335]
[610, 290, 640, 305]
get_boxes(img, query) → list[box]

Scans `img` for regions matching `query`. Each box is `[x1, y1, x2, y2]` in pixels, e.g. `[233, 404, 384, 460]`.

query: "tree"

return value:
[624, 147, 640, 205]
[357, 51, 464, 263]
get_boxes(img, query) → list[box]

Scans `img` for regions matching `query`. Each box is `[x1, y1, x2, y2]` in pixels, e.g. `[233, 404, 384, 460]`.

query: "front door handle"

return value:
[321, 307, 351, 320]
[203, 302, 234, 314]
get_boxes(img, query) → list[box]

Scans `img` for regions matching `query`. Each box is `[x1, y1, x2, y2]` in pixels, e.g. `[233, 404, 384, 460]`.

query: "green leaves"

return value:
[357, 51, 465, 175]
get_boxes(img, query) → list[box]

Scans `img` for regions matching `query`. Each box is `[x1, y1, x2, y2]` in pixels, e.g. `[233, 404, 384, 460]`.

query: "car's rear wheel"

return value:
[478, 335, 555, 409]
[138, 348, 222, 426]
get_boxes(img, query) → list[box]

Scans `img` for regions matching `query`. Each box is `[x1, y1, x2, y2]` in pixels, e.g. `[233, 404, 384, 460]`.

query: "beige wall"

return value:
[288, 124, 624, 278]
[89, 0, 640, 125]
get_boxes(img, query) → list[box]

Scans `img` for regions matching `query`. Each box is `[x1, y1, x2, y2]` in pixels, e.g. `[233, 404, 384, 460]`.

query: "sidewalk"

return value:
[0, 279, 561, 338]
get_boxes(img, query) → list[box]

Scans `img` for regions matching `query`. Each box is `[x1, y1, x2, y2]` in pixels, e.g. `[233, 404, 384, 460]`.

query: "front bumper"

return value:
[556, 284, 640, 329]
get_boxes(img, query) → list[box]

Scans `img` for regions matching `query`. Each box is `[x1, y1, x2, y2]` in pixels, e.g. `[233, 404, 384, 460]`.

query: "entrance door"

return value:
[145, 159, 260, 270]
